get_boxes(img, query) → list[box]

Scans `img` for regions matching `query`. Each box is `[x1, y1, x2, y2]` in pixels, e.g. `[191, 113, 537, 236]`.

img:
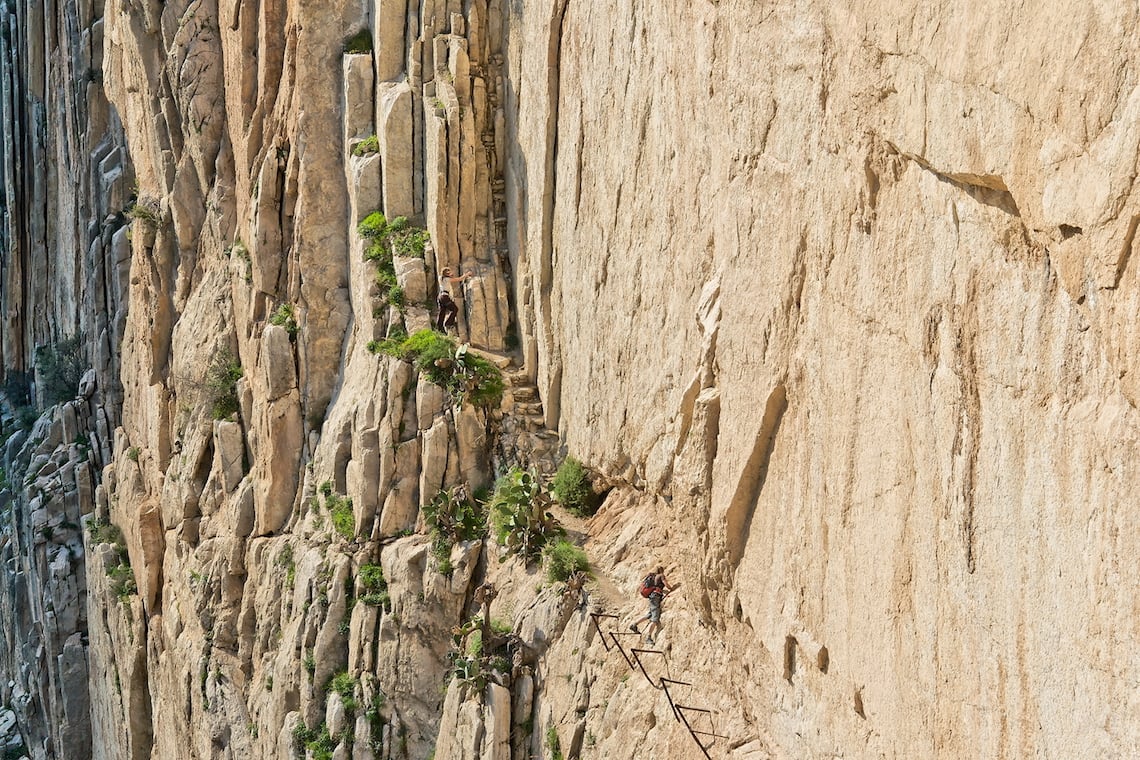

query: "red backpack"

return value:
[639, 573, 659, 598]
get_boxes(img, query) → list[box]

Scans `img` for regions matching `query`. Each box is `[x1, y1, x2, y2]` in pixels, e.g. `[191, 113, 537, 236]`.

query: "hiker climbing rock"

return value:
[436, 266, 473, 333]
[629, 566, 678, 645]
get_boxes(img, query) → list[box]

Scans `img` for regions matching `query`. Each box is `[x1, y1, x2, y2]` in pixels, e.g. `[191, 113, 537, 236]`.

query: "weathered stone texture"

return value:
[4, 0, 1140, 759]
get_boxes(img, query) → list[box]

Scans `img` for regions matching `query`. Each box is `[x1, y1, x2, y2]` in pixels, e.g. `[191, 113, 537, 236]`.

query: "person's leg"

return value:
[436, 297, 448, 331]
[443, 300, 458, 329]
[645, 594, 662, 642]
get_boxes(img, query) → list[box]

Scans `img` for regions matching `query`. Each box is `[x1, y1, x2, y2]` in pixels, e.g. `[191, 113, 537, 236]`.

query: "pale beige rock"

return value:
[378, 81, 416, 219]
[262, 324, 297, 401]
[343, 54, 375, 143]
[394, 255, 428, 304]
[10, 1, 1137, 759]
[252, 390, 302, 535]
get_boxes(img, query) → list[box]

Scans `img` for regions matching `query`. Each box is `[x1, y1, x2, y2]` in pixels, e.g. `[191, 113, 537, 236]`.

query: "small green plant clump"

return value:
[343, 28, 373, 54]
[358, 211, 429, 260]
[205, 347, 244, 420]
[293, 721, 337, 760]
[424, 487, 487, 573]
[89, 518, 137, 600]
[550, 456, 597, 517]
[545, 726, 564, 760]
[127, 197, 162, 228]
[327, 671, 359, 713]
[387, 285, 406, 310]
[358, 212, 427, 311]
[36, 334, 85, 406]
[275, 544, 296, 588]
[489, 467, 563, 563]
[352, 135, 379, 156]
[543, 538, 591, 583]
[326, 493, 355, 540]
[268, 303, 299, 336]
[375, 330, 504, 408]
[357, 563, 391, 609]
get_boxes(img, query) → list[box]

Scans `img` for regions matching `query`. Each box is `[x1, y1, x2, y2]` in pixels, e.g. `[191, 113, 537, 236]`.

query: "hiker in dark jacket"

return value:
[629, 566, 677, 645]
[436, 267, 473, 332]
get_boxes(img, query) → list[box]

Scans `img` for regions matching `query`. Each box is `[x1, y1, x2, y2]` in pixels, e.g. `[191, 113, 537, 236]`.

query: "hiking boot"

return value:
[646, 636, 655, 645]
[629, 624, 640, 634]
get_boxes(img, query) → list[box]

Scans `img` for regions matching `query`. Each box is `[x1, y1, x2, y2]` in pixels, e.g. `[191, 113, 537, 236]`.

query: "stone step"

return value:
[515, 401, 544, 417]
[510, 386, 538, 402]
[465, 346, 513, 369]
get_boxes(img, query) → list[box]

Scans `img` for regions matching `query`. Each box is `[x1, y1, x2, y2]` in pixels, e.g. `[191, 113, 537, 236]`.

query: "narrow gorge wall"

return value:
[522, 1, 1140, 758]
[0, 0, 129, 757]
[1, 0, 1138, 759]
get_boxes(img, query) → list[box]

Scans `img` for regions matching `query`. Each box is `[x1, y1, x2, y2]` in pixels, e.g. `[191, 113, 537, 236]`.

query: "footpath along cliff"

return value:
[0, 0, 1138, 758]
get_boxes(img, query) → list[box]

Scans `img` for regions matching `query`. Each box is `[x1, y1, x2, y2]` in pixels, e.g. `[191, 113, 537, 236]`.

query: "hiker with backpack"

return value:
[629, 566, 677, 645]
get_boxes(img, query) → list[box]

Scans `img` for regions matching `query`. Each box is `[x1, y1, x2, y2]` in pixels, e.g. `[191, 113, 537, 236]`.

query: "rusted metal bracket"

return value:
[630, 647, 667, 689]
[588, 612, 618, 650]
[675, 705, 727, 760]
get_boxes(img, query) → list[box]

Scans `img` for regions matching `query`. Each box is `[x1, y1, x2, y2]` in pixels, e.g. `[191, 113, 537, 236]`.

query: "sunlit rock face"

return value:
[1, 0, 1138, 758]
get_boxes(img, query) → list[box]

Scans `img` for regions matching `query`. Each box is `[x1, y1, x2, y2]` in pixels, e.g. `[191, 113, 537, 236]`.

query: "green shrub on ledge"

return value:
[551, 457, 597, 517]
[268, 303, 299, 336]
[343, 29, 372, 54]
[205, 347, 243, 420]
[352, 134, 379, 156]
[373, 330, 504, 409]
[358, 211, 429, 260]
[357, 564, 390, 610]
[543, 538, 590, 583]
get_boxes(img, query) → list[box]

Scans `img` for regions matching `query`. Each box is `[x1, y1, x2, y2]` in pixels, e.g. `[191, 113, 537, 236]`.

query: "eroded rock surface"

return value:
[0, 1, 1138, 759]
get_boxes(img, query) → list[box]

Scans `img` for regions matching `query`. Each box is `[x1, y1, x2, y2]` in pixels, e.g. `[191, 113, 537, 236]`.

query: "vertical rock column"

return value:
[375, 0, 512, 351]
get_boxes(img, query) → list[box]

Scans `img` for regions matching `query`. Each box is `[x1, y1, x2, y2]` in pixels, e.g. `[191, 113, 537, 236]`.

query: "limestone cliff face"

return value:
[2, 0, 1139, 759]
[521, 3, 1140, 758]
[0, 0, 128, 757]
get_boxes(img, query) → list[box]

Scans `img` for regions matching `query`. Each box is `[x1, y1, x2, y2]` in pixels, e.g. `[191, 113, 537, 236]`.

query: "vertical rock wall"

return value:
[0, 0, 128, 757]
[504, 0, 1140, 758]
[2, 0, 1139, 758]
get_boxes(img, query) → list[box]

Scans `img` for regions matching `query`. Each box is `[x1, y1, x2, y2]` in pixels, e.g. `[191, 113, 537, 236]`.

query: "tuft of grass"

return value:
[543, 538, 591, 583]
[388, 285, 406, 310]
[327, 671, 359, 713]
[268, 303, 299, 336]
[343, 28, 372, 54]
[327, 493, 355, 540]
[358, 564, 391, 609]
[205, 347, 243, 420]
[358, 211, 429, 259]
[353, 135, 379, 156]
[293, 722, 337, 760]
[378, 330, 503, 408]
[546, 726, 564, 760]
[127, 197, 162, 228]
[551, 457, 597, 517]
